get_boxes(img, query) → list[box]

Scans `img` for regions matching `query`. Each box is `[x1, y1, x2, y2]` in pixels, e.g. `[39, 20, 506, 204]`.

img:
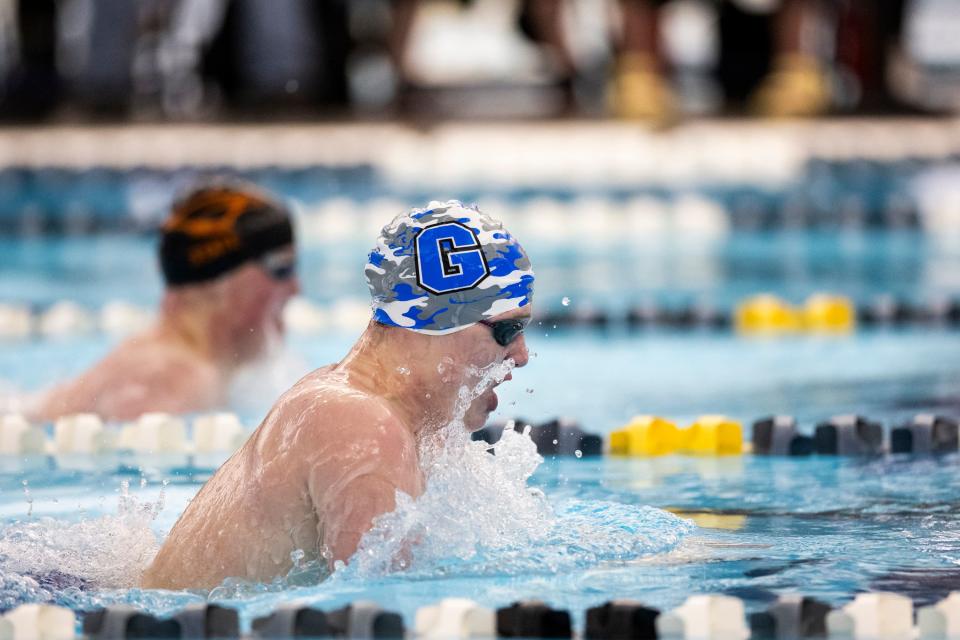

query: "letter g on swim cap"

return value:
[365, 200, 535, 335]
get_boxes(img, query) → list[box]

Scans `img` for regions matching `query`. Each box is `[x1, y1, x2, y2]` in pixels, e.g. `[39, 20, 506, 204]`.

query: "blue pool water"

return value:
[2, 227, 960, 627]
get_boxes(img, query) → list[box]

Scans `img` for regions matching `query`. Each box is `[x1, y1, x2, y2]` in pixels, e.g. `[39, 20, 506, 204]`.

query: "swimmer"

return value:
[141, 200, 534, 590]
[32, 180, 299, 422]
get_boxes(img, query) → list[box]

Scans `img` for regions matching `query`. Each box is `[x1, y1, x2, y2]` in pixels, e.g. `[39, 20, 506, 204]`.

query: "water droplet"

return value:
[574, 450, 583, 458]
[552, 439, 558, 445]
[561, 296, 571, 306]
[396, 366, 410, 375]
[290, 548, 305, 566]
[425, 393, 431, 399]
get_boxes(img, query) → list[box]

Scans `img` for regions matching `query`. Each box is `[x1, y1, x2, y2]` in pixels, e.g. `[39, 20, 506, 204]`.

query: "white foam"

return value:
[0, 480, 163, 590]
[337, 359, 693, 580]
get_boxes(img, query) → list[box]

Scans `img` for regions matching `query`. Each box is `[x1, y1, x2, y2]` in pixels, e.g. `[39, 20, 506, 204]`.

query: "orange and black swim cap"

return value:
[159, 181, 294, 287]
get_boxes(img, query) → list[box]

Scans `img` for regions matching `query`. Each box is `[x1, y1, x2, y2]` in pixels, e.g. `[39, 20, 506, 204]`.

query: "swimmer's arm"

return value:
[307, 414, 422, 567]
[322, 473, 409, 565]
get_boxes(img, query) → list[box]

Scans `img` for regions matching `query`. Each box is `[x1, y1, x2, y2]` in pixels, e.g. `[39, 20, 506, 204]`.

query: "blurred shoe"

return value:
[609, 53, 677, 124]
[751, 54, 831, 118]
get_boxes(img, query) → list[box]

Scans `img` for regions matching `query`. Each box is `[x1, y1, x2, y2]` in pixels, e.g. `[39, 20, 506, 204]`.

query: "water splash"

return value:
[0, 479, 165, 609]
[337, 359, 694, 580]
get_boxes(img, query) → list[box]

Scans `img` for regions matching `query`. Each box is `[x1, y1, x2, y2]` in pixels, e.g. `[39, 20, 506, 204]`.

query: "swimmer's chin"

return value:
[462, 390, 497, 432]
[488, 388, 499, 413]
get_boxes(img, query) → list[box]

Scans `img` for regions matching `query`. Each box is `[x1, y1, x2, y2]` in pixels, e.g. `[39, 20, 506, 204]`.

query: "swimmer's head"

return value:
[365, 200, 534, 334]
[364, 201, 534, 430]
[160, 179, 295, 287]
[160, 179, 299, 364]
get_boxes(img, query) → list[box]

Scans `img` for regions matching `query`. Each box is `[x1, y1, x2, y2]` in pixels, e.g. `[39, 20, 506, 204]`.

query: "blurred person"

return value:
[33, 181, 299, 422]
[386, 0, 581, 113]
[612, 0, 831, 120]
[744, 0, 832, 117]
[201, 0, 350, 114]
[141, 200, 534, 589]
[611, 0, 676, 121]
[833, 0, 916, 113]
[0, 0, 60, 120]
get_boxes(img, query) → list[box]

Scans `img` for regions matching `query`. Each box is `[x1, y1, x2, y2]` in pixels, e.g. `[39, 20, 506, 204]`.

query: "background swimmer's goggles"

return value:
[260, 249, 296, 281]
[478, 318, 528, 347]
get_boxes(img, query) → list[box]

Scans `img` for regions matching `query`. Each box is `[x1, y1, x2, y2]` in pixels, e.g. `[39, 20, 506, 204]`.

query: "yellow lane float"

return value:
[680, 415, 744, 455]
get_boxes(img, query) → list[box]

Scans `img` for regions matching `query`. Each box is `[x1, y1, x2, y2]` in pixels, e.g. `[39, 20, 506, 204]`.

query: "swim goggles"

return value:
[478, 318, 528, 347]
[260, 249, 296, 281]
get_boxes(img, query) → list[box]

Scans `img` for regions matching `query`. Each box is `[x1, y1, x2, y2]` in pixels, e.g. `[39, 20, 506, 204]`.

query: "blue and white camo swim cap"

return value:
[365, 200, 535, 335]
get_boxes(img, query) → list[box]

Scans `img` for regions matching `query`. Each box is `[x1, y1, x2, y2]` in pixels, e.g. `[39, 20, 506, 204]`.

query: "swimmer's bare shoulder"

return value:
[271, 366, 424, 566]
[34, 332, 220, 421]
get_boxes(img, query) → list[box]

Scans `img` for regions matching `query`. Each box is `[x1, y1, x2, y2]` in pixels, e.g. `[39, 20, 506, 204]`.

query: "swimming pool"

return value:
[3, 225, 960, 632]
[3, 121, 960, 634]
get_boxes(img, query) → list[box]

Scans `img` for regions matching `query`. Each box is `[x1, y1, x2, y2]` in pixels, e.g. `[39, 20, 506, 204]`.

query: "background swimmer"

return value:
[32, 180, 299, 422]
[141, 200, 534, 590]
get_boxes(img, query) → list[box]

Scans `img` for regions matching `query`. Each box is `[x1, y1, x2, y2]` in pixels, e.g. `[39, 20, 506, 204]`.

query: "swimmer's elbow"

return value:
[319, 475, 400, 567]
[326, 529, 364, 568]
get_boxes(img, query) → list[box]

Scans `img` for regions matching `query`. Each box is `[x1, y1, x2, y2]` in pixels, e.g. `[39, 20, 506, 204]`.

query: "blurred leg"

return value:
[519, 0, 578, 112]
[750, 0, 832, 117]
[523, 0, 577, 79]
[2, 0, 60, 120]
[827, 0, 915, 113]
[389, 0, 418, 83]
[611, 0, 675, 122]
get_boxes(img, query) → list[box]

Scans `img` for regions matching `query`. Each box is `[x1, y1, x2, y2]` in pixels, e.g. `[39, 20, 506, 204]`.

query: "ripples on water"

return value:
[0, 359, 694, 617]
